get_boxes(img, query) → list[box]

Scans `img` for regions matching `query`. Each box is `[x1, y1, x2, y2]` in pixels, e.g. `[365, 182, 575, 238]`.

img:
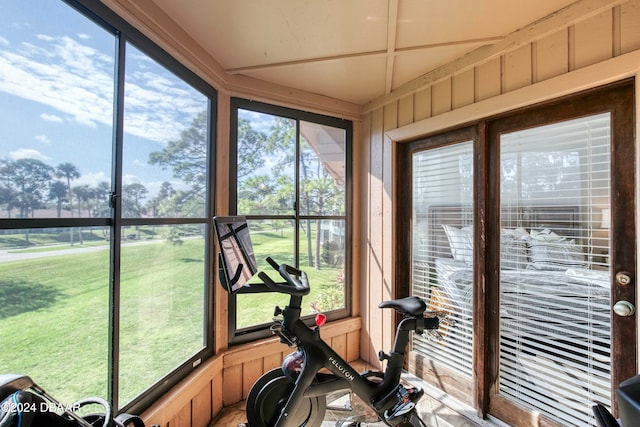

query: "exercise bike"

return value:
[213, 216, 442, 427]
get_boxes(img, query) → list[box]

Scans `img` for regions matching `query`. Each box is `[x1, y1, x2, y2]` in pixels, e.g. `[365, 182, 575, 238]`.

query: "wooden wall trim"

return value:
[385, 49, 640, 143]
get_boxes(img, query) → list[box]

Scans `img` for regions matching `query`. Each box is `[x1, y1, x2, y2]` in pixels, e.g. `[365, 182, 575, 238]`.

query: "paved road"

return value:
[0, 239, 163, 263]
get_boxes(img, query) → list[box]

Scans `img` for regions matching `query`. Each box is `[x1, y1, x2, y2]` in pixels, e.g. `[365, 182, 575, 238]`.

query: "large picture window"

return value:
[230, 99, 351, 343]
[0, 0, 215, 413]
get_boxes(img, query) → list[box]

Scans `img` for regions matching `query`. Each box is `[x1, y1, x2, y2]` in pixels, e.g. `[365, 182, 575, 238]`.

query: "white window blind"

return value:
[499, 113, 611, 427]
[411, 141, 474, 378]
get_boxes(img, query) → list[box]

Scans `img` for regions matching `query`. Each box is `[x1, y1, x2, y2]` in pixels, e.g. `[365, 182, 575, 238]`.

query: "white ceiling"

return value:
[149, 0, 578, 105]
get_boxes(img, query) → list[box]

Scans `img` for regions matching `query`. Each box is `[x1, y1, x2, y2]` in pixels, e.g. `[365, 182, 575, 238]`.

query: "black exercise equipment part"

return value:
[214, 216, 442, 426]
[0, 374, 147, 427]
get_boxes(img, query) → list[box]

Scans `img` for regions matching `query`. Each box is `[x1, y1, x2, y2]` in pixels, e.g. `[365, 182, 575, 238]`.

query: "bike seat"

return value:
[378, 296, 426, 316]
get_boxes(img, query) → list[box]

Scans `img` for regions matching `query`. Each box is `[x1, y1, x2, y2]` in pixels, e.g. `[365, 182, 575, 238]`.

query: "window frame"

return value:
[229, 97, 353, 344]
[0, 0, 218, 414]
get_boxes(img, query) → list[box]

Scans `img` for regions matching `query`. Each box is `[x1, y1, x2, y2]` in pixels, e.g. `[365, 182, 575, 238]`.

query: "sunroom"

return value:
[1, 1, 639, 427]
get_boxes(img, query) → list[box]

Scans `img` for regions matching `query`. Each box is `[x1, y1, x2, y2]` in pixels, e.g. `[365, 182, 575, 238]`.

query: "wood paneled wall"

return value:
[358, 0, 640, 362]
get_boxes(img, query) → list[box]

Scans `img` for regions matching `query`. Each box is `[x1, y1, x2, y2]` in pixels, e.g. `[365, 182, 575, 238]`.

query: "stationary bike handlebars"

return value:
[257, 256, 310, 296]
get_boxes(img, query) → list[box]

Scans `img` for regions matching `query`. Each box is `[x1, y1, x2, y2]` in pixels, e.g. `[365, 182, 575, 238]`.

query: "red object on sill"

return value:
[315, 313, 327, 327]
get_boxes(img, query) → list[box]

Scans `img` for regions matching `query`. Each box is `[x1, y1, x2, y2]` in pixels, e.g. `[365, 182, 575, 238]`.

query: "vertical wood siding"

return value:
[358, 0, 640, 363]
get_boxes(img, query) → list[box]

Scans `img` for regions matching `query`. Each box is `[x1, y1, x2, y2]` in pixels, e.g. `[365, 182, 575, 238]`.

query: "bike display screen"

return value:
[213, 216, 258, 293]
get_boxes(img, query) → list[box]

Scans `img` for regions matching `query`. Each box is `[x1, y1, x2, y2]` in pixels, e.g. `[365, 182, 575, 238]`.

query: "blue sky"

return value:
[0, 0, 207, 198]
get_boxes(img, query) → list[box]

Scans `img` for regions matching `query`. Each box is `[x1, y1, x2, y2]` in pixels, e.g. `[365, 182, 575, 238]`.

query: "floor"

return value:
[210, 368, 491, 426]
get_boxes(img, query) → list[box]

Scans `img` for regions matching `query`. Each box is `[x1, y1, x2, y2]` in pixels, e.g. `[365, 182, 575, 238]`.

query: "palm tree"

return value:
[55, 162, 80, 244]
[73, 185, 95, 244]
[48, 181, 68, 218]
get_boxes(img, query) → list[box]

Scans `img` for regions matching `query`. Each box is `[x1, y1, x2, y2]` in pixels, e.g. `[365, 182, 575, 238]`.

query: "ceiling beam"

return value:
[385, 0, 399, 95]
[225, 36, 498, 75]
[226, 50, 388, 74]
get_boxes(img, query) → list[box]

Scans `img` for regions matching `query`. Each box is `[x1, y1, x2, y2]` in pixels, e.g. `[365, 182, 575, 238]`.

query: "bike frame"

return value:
[270, 292, 427, 427]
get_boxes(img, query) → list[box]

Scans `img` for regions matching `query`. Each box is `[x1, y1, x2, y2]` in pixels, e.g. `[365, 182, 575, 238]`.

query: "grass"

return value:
[0, 225, 344, 406]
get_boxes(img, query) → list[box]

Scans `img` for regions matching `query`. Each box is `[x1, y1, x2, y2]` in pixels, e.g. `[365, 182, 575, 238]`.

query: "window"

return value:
[230, 99, 351, 343]
[0, 0, 215, 413]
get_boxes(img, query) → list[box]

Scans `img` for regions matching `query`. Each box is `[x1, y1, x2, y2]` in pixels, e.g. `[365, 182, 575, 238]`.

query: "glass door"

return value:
[496, 114, 612, 426]
[399, 80, 635, 427]
[487, 82, 636, 427]
[402, 127, 478, 405]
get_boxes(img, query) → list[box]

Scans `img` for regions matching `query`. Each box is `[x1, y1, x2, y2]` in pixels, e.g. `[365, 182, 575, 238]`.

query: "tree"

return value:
[55, 162, 80, 215]
[55, 162, 80, 244]
[122, 183, 148, 218]
[73, 185, 96, 244]
[145, 181, 175, 217]
[237, 117, 268, 179]
[0, 158, 53, 243]
[237, 117, 345, 269]
[2, 158, 54, 218]
[262, 119, 345, 269]
[148, 111, 208, 215]
[48, 181, 68, 218]
[73, 185, 94, 217]
[93, 181, 111, 217]
[148, 111, 269, 217]
[0, 159, 19, 218]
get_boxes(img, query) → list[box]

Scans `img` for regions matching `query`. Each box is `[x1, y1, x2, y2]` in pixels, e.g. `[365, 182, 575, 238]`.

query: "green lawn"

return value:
[238, 228, 345, 329]
[0, 225, 345, 405]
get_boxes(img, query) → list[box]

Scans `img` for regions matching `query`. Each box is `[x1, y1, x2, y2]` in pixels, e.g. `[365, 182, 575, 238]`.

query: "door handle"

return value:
[613, 300, 636, 317]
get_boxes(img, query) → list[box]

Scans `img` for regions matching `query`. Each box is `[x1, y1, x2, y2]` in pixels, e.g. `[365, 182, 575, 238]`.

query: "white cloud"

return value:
[9, 148, 50, 161]
[36, 34, 54, 42]
[77, 33, 90, 40]
[0, 36, 8, 47]
[123, 173, 143, 186]
[35, 134, 51, 144]
[75, 171, 110, 187]
[0, 33, 207, 145]
[40, 113, 63, 123]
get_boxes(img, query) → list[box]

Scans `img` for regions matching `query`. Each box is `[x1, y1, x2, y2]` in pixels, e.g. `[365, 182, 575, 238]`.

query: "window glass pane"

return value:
[411, 142, 474, 378]
[237, 109, 295, 216]
[299, 121, 345, 216]
[0, 227, 109, 401]
[122, 43, 209, 218]
[299, 219, 346, 312]
[119, 224, 206, 406]
[0, 1, 113, 219]
[498, 113, 611, 425]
